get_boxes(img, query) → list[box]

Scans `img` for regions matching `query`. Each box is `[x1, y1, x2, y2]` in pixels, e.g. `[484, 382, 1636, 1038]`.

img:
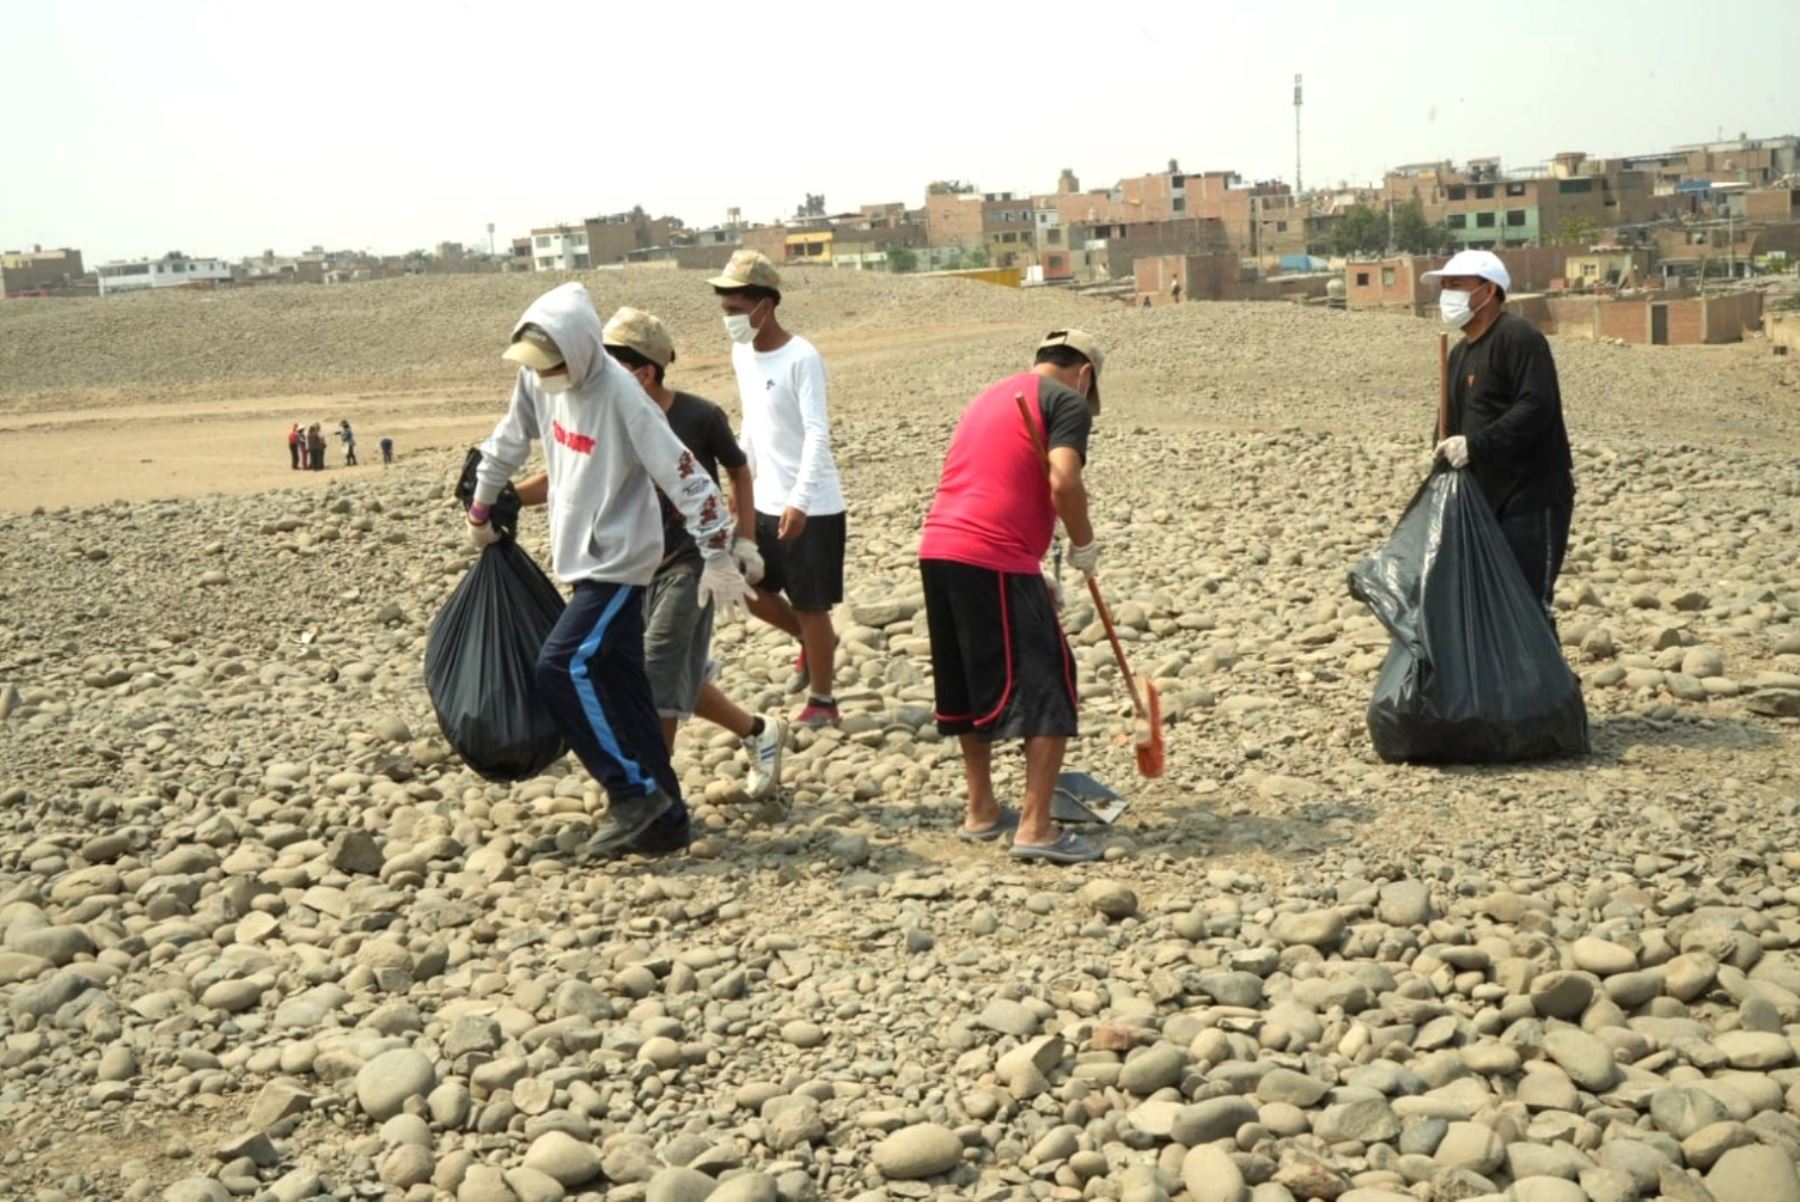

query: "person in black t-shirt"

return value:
[514, 308, 786, 805]
[1424, 251, 1575, 625]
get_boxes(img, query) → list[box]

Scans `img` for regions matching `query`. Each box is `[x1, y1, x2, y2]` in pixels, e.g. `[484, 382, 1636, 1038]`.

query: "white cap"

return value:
[1422, 249, 1511, 293]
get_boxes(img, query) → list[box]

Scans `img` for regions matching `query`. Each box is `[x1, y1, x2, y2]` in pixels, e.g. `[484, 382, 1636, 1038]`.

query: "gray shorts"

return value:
[644, 567, 713, 721]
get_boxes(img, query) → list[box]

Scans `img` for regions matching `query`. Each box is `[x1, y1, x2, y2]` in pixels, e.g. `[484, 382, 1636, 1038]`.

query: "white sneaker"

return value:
[743, 715, 785, 800]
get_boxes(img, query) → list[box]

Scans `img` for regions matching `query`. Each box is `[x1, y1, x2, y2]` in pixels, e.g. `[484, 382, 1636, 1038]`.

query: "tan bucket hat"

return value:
[501, 324, 564, 372]
[707, 249, 782, 291]
[603, 306, 676, 368]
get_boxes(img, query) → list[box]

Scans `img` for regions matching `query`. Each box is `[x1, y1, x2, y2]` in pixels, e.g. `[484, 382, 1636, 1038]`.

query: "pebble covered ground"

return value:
[1, 271, 1798, 1202]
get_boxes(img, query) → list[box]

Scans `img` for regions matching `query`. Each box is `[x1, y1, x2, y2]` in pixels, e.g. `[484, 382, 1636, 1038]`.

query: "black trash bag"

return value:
[454, 447, 522, 537]
[1347, 466, 1588, 764]
[425, 540, 568, 781]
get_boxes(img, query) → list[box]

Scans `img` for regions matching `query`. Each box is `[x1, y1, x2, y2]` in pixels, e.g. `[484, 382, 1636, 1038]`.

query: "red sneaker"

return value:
[794, 699, 840, 729]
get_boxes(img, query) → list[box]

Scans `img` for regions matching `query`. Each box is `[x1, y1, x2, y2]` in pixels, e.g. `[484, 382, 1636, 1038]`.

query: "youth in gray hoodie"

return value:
[465, 281, 752, 859]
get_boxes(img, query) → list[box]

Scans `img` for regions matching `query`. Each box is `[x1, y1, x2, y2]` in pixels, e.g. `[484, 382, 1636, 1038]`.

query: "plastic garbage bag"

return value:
[1347, 466, 1588, 764]
[425, 541, 568, 783]
[454, 447, 522, 536]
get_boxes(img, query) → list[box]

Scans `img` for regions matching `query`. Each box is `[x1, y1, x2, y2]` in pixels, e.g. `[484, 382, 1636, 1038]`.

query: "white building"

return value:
[97, 252, 232, 296]
[529, 225, 590, 271]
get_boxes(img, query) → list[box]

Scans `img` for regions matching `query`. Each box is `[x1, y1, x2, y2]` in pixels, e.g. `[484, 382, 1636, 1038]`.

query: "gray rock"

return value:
[456, 1164, 515, 1202]
[710, 1173, 779, 1202]
[355, 1049, 436, 1120]
[1171, 1097, 1258, 1145]
[380, 1146, 436, 1189]
[1314, 1098, 1402, 1144]
[1712, 1030, 1793, 1069]
[1270, 909, 1345, 948]
[1378, 880, 1436, 926]
[1256, 1068, 1328, 1107]
[522, 1131, 601, 1186]
[1653, 1086, 1730, 1139]
[1706, 1144, 1800, 1202]
[977, 999, 1040, 1038]
[248, 1082, 313, 1130]
[1120, 1043, 1189, 1095]
[163, 1180, 230, 1202]
[1433, 1122, 1505, 1175]
[761, 1095, 824, 1151]
[504, 1167, 566, 1202]
[872, 1123, 962, 1179]
[1543, 1027, 1617, 1090]
[1530, 972, 1595, 1020]
[1510, 1178, 1588, 1202]
[1080, 879, 1138, 919]
[647, 1166, 718, 1202]
[1181, 1144, 1249, 1202]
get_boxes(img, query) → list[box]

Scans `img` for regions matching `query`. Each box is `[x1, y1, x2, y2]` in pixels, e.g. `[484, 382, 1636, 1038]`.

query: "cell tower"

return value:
[1293, 73, 1303, 193]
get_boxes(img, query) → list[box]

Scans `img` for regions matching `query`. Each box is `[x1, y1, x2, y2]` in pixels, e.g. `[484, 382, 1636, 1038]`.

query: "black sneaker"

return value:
[632, 817, 693, 857]
[581, 789, 675, 860]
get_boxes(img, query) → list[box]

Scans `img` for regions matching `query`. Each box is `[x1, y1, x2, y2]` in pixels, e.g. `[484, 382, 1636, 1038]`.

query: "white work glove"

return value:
[1067, 540, 1101, 578]
[466, 505, 500, 548]
[732, 538, 765, 586]
[1435, 436, 1470, 468]
[697, 555, 755, 614]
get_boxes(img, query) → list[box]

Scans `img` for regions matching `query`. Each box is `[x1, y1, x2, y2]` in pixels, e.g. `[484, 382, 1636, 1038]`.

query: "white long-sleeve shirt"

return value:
[474, 282, 734, 586]
[732, 335, 846, 517]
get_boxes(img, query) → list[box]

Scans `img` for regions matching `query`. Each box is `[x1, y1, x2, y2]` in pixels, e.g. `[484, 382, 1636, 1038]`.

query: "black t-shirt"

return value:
[659, 392, 747, 572]
[1040, 379, 1093, 463]
[1445, 312, 1575, 517]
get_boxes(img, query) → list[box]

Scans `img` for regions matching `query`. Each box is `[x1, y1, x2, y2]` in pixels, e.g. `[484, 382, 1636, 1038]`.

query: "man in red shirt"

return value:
[918, 330, 1105, 864]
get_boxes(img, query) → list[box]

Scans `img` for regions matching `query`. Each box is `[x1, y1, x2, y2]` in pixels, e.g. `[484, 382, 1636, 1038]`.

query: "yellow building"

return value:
[784, 230, 833, 264]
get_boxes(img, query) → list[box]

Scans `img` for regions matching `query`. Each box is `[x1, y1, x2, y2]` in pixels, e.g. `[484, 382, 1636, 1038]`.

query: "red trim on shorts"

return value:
[1049, 576, 1079, 712]
[972, 574, 1016, 728]
[931, 573, 1017, 726]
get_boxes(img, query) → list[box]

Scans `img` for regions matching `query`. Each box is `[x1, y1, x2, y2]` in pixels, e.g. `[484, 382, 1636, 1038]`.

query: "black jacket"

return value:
[1445, 312, 1575, 516]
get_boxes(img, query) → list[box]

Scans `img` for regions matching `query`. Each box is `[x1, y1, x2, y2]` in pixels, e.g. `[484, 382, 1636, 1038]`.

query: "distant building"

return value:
[1, 245, 84, 294]
[529, 212, 676, 271]
[97, 252, 231, 296]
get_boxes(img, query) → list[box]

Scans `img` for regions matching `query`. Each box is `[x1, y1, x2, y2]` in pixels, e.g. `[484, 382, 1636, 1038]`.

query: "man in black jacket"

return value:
[1425, 250, 1575, 624]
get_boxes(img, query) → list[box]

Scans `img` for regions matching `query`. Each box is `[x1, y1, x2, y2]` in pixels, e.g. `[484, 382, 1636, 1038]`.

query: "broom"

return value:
[1015, 392, 1164, 779]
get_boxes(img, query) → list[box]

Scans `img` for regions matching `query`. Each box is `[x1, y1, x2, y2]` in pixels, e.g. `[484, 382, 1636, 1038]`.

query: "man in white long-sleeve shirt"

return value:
[709, 250, 848, 729]
[465, 282, 753, 859]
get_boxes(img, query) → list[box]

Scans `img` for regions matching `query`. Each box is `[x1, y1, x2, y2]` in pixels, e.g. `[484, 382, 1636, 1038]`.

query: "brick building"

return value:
[1, 246, 84, 294]
[1135, 254, 1332, 304]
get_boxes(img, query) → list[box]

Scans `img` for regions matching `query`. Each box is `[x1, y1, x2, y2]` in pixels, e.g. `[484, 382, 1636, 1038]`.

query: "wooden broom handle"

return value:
[1437, 332, 1451, 443]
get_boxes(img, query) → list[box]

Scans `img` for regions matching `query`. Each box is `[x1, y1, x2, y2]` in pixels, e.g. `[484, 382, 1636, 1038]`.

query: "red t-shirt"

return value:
[919, 372, 1092, 575]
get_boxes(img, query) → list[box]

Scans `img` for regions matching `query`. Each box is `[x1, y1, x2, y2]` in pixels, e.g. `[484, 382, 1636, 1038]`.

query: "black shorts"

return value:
[755, 510, 846, 613]
[921, 558, 1078, 741]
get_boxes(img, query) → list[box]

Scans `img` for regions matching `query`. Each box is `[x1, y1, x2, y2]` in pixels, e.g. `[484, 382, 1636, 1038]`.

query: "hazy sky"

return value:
[6, 0, 1798, 265]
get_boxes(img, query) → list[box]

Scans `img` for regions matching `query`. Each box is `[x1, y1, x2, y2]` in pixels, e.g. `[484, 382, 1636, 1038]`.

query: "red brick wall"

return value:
[1664, 300, 1704, 345]
[1702, 292, 1764, 342]
[1597, 300, 1650, 343]
[1547, 297, 1599, 338]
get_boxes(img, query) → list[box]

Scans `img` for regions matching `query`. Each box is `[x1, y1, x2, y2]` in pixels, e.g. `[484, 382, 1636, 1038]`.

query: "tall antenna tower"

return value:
[1293, 73, 1304, 193]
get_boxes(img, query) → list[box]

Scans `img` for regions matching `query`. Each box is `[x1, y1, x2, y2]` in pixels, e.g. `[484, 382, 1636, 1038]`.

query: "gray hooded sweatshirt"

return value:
[474, 282, 734, 586]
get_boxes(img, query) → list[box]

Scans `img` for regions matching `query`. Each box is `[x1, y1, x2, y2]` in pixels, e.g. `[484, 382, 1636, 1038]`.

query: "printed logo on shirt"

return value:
[676, 451, 696, 478]
[765, 379, 774, 390]
[700, 496, 721, 525]
[552, 420, 595, 455]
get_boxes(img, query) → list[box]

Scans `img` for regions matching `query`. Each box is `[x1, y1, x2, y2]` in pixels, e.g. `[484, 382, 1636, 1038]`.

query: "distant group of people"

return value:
[286, 420, 394, 470]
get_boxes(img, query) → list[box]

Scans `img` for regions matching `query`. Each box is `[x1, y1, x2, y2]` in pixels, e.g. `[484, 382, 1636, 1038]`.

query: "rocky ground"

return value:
[1, 271, 1799, 1202]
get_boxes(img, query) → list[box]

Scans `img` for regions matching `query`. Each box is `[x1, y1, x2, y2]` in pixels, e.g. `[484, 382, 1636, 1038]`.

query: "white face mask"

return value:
[1439, 289, 1475, 329]
[724, 313, 756, 345]
[538, 372, 575, 394]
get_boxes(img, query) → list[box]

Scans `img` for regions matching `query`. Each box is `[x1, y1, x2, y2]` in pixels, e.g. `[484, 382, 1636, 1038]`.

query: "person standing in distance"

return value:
[1426, 250, 1575, 626]
[710, 249, 848, 730]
